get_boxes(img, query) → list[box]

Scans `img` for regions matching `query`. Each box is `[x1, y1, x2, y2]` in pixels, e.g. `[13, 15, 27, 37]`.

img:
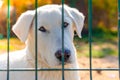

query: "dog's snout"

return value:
[55, 49, 71, 62]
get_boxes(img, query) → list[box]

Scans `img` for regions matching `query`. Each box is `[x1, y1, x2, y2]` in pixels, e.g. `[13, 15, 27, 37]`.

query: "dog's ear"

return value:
[64, 5, 85, 38]
[12, 10, 35, 42]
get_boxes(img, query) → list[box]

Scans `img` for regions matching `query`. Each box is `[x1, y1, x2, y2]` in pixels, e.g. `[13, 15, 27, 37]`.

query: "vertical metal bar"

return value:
[118, 0, 120, 79]
[7, 0, 10, 80]
[35, 0, 38, 80]
[88, 0, 93, 80]
[61, 0, 65, 80]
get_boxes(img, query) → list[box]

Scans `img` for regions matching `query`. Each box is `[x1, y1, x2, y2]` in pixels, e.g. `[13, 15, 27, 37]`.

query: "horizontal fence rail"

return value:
[0, 68, 120, 71]
[0, 0, 120, 80]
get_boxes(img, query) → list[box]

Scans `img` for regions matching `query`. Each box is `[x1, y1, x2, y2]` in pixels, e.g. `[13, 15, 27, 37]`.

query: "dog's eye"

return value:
[63, 22, 69, 28]
[39, 26, 46, 32]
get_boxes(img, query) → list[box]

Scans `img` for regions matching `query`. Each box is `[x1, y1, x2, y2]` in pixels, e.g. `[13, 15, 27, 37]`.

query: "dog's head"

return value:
[12, 5, 85, 67]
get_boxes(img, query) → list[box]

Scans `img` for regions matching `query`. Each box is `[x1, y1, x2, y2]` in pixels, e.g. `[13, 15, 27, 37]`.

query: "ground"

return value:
[79, 56, 119, 80]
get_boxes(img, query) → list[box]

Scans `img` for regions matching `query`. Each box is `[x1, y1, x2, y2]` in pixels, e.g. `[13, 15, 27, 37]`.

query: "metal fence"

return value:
[0, 0, 120, 80]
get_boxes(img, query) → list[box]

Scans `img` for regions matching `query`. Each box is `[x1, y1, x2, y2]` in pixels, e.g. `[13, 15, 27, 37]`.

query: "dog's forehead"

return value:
[39, 9, 61, 21]
[37, 6, 63, 27]
[35, 5, 71, 30]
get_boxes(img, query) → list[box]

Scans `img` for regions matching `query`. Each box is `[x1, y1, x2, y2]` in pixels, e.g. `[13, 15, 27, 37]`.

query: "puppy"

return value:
[0, 4, 85, 80]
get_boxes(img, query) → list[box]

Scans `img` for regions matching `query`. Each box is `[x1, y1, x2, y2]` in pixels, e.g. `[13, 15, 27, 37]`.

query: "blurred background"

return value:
[0, 0, 119, 80]
[0, 0, 118, 58]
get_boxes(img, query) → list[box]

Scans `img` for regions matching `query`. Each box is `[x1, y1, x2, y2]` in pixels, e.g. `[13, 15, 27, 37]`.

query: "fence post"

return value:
[7, 0, 10, 80]
[118, 0, 120, 79]
[35, 0, 38, 80]
[88, 0, 93, 80]
[61, 0, 65, 80]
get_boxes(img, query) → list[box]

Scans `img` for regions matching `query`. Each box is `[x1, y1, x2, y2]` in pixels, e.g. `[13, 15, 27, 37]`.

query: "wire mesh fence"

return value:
[0, 0, 120, 80]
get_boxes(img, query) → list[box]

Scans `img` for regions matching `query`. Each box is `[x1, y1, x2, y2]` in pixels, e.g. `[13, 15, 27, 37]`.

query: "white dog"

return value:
[0, 4, 84, 80]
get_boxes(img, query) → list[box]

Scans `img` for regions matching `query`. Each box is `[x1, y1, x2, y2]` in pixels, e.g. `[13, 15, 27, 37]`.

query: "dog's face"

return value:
[12, 5, 85, 67]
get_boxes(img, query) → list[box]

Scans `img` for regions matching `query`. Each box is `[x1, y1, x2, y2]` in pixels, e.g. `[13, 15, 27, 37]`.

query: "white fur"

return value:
[0, 4, 85, 80]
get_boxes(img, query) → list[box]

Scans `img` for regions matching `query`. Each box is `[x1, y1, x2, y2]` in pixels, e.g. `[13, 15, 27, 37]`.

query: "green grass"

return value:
[74, 28, 118, 58]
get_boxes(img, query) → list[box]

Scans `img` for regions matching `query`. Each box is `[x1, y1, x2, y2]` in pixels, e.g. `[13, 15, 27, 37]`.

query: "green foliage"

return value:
[85, 48, 117, 58]
[0, 34, 3, 39]
[92, 0, 118, 29]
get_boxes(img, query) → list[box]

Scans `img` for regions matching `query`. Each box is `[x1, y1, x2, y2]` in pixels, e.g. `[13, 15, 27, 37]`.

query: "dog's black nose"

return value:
[55, 49, 71, 62]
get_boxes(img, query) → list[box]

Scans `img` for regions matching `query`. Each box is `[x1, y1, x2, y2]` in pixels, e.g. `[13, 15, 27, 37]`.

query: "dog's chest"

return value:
[0, 71, 79, 80]
[0, 51, 80, 80]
